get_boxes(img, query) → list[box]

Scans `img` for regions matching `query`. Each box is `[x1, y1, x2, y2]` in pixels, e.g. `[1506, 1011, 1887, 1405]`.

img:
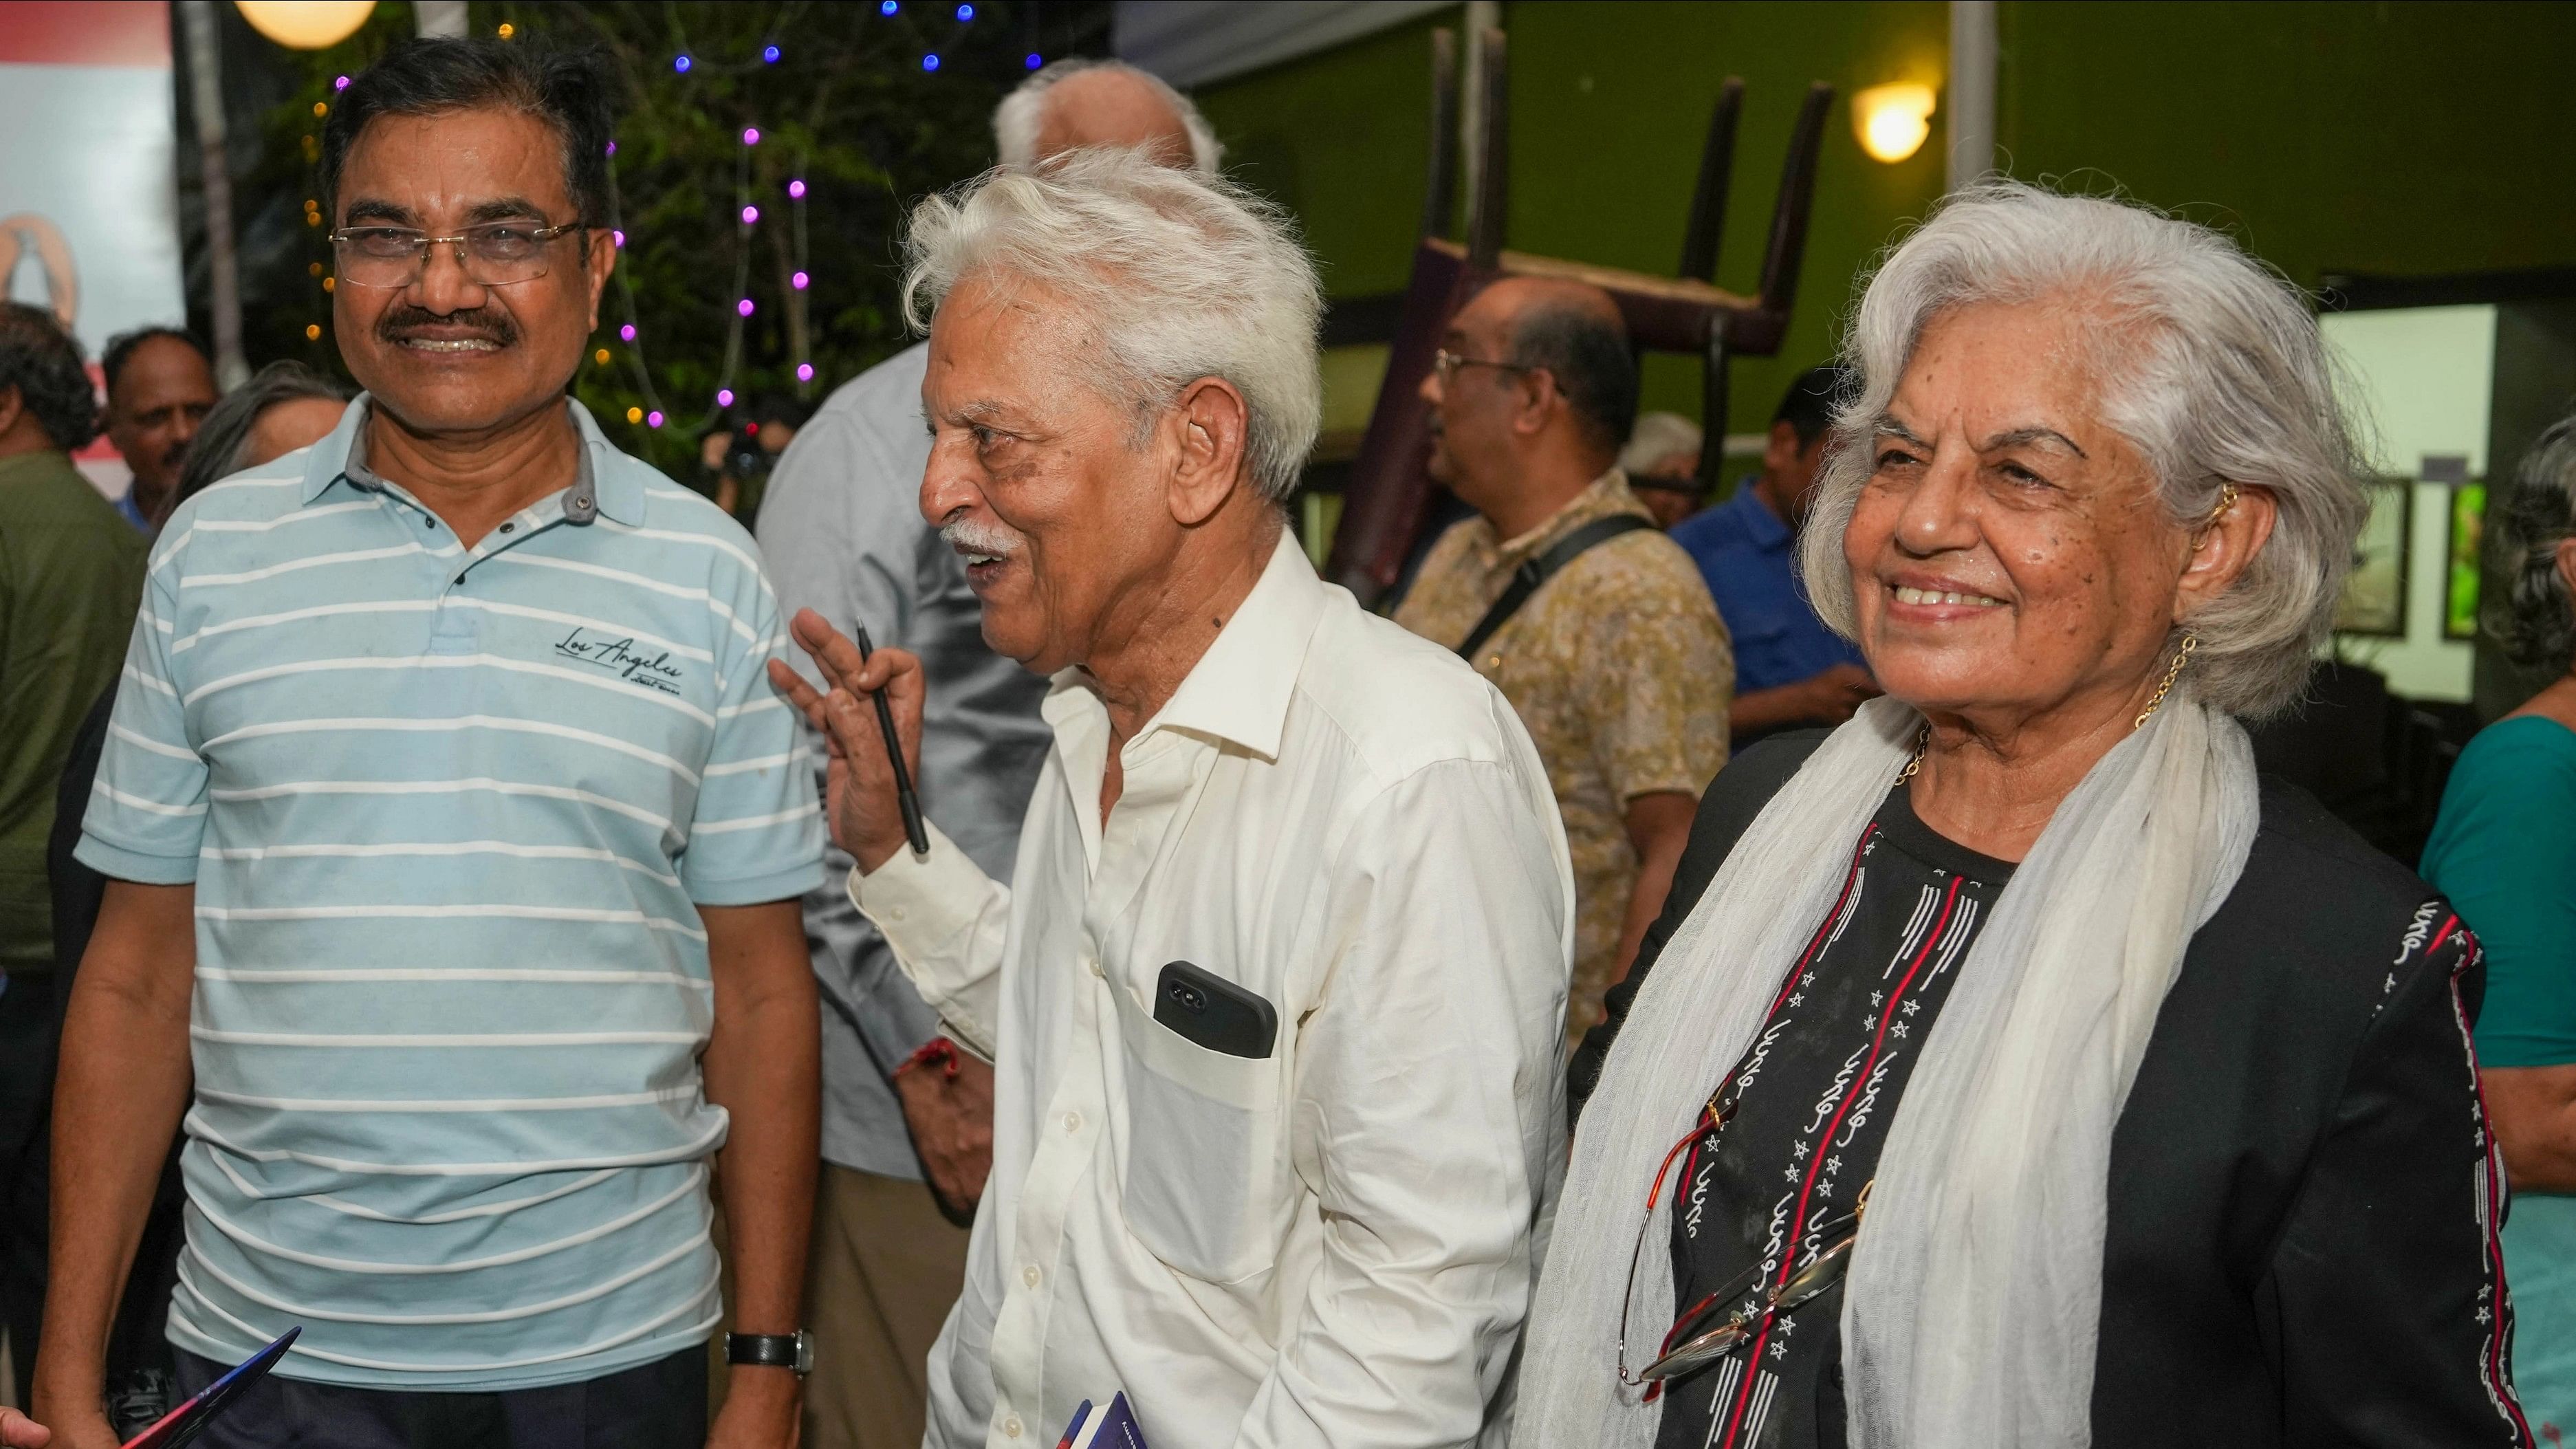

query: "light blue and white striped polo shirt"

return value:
[77, 397, 825, 1391]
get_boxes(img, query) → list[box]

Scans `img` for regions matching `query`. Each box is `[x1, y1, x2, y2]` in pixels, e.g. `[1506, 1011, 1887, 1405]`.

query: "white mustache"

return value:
[940, 517, 1025, 559]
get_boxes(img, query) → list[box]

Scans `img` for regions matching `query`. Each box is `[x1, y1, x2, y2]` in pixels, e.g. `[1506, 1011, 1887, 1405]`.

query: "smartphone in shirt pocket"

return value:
[1114, 961, 1291, 1283]
[1153, 960, 1277, 1059]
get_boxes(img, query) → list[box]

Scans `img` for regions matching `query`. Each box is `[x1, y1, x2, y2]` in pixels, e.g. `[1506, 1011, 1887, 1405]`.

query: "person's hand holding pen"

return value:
[770, 607, 930, 873]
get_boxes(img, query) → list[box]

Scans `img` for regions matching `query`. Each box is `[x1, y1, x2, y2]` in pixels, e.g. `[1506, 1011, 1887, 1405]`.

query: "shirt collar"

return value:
[1492, 468, 1652, 566]
[1724, 481, 1793, 550]
[307, 394, 644, 525]
[1041, 530, 1327, 764]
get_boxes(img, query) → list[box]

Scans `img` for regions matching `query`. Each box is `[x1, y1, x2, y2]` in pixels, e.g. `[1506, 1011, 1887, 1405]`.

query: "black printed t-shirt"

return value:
[1652, 785, 2009, 1449]
[1575, 732, 2534, 1449]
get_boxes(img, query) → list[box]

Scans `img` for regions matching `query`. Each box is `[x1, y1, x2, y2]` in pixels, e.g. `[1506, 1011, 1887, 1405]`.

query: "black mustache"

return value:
[378, 306, 518, 348]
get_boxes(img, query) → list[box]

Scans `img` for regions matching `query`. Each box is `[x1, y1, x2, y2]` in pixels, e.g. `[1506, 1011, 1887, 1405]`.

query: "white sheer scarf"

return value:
[1514, 692, 2258, 1448]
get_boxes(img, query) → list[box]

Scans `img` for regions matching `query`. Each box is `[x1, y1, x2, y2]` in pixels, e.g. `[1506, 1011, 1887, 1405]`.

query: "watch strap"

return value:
[724, 1330, 811, 1374]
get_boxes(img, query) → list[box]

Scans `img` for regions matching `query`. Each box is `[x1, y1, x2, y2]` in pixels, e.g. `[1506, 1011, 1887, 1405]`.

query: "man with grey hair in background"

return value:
[770, 150, 1573, 1448]
[752, 55, 1218, 1449]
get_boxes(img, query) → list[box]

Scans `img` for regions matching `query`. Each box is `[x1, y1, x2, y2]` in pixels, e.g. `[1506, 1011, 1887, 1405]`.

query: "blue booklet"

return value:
[1053, 1391, 1149, 1449]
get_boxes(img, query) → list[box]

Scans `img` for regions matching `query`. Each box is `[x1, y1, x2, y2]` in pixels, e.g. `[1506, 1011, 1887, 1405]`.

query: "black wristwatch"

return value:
[724, 1330, 813, 1375]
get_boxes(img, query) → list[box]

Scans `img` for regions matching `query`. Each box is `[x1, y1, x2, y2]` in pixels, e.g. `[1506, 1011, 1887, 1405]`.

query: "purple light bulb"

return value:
[742, 127, 761, 146]
[737, 298, 756, 317]
[791, 270, 809, 290]
[796, 363, 814, 382]
[618, 324, 637, 341]
[717, 388, 735, 407]
[741, 204, 759, 224]
[647, 410, 665, 428]
[787, 179, 806, 199]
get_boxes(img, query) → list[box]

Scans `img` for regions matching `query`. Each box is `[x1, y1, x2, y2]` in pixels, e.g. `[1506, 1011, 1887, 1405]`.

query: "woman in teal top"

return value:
[2424, 413, 2576, 1442]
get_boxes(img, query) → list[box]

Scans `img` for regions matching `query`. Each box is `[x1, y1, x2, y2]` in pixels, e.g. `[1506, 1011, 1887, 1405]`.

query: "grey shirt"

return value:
[755, 342, 1052, 1179]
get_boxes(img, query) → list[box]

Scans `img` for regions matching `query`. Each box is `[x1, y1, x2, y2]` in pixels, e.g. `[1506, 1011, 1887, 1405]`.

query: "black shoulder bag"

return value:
[1455, 514, 1655, 660]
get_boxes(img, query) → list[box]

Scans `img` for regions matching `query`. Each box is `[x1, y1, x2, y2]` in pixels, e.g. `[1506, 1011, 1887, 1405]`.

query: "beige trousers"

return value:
[801, 1164, 972, 1449]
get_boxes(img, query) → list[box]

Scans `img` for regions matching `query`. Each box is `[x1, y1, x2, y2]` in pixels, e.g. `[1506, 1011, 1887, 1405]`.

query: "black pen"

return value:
[851, 624, 930, 856]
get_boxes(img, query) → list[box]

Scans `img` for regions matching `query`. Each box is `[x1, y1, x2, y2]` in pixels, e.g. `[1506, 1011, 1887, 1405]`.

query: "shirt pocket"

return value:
[1109, 978, 1290, 1285]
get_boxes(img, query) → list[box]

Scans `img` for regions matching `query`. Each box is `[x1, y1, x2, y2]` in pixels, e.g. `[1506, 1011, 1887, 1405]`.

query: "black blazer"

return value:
[1572, 733, 2533, 1448]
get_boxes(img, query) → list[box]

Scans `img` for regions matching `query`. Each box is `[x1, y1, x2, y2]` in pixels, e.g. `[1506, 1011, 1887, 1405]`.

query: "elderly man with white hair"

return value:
[753, 57, 1219, 1449]
[771, 151, 1573, 1448]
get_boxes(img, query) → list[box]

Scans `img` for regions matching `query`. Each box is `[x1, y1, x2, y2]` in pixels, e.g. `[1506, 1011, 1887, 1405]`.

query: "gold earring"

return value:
[2204, 482, 2240, 527]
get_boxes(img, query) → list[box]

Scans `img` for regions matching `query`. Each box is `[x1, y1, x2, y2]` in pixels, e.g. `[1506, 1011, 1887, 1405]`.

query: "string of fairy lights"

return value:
[303, 3, 1043, 441]
[606, 1, 1034, 437]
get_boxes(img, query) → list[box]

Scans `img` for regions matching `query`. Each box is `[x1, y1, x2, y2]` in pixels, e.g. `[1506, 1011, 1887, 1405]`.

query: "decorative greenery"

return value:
[250, 0, 1105, 475]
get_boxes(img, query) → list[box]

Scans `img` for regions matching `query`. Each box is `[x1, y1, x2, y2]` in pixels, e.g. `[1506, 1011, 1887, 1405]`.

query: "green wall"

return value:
[1999, 3, 2576, 290]
[1194, 1, 2576, 438]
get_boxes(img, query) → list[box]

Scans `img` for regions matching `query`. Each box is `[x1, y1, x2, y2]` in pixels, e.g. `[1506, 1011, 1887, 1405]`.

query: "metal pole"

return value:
[1456, 0, 1500, 233]
[1947, 0, 1998, 191]
[178, 1, 247, 389]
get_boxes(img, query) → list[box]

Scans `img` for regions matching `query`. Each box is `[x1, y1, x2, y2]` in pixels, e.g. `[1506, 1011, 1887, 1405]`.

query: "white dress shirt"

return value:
[856, 533, 1574, 1448]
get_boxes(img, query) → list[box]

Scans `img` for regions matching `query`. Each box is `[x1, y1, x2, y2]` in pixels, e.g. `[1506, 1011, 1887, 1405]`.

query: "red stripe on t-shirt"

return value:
[2438, 918, 2536, 1446]
[1716, 871, 1963, 1449]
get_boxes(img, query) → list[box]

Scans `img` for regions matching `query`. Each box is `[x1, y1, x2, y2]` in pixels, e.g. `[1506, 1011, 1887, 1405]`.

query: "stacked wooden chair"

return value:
[1324, 27, 1834, 605]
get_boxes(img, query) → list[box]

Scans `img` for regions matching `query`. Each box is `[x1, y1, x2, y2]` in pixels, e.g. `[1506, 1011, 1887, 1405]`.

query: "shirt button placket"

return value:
[431, 520, 477, 653]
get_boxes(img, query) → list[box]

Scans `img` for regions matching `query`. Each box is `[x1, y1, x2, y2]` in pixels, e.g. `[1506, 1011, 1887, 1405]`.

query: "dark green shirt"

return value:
[0, 449, 146, 971]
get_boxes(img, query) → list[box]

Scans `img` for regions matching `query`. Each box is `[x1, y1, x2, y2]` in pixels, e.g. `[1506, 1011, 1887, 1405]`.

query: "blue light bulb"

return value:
[1025, 52, 1043, 69]
[673, 54, 692, 73]
[956, 3, 974, 17]
[921, 53, 941, 72]
[763, 45, 781, 63]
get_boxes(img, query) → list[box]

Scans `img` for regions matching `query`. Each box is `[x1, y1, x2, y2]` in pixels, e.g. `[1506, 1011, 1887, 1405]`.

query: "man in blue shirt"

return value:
[1668, 364, 1877, 741]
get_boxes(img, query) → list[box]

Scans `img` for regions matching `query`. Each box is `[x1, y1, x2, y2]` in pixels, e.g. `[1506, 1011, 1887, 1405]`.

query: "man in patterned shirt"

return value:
[1396, 277, 1732, 1034]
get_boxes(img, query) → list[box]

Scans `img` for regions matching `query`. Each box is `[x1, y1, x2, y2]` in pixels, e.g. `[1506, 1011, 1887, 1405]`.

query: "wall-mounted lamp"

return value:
[235, 1, 378, 50]
[1852, 82, 1936, 164]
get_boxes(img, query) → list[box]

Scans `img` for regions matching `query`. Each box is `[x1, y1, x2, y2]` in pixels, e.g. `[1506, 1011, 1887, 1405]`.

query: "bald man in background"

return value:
[751, 58, 1219, 1449]
[1396, 277, 1732, 1038]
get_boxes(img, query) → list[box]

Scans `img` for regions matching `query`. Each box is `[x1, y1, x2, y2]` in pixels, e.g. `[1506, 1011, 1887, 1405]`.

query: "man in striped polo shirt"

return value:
[36, 39, 824, 1449]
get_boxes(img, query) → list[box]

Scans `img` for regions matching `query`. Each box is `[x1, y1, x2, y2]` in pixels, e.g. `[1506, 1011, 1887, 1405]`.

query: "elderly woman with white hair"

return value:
[1522, 182, 2533, 1448]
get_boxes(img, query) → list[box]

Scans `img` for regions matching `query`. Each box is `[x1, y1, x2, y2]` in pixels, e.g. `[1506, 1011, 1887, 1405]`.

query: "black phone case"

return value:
[1152, 960, 1278, 1060]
